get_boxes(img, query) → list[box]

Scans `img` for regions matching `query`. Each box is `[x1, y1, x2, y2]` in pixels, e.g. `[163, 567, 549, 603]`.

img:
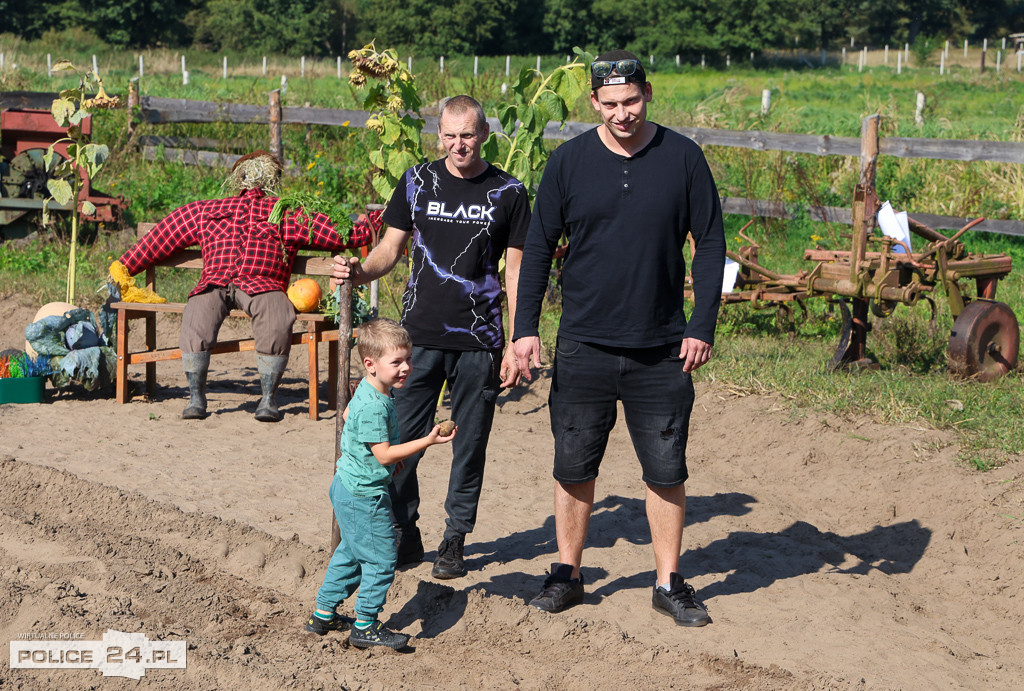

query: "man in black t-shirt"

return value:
[333, 95, 530, 580]
[514, 50, 725, 626]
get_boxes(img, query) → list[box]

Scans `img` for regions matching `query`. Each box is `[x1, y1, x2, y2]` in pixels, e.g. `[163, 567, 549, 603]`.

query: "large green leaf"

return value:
[51, 98, 75, 127]
[371, 174, 394, 203]
[535, 89, 567, 124]
[52, 60, 75, 72]
[380, 117, 401, 146]
[80, 143, 109, 178]
[47, 178, 74, 205]
[81, 200, 97, 216]
[481, 134, 499, 163]
[496, 103, 517, 135]
[387, 150, 419, 179]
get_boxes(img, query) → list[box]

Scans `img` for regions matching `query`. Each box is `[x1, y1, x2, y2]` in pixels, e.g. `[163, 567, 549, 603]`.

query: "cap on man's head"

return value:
[591, 49, 647, 91]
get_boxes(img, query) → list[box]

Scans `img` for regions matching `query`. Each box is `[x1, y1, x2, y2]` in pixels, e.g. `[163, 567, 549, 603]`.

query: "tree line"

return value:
[3, 0, 1021, 59]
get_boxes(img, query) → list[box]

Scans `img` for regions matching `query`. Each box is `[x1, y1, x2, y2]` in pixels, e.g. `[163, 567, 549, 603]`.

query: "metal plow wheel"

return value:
[948, 300, 1020, 382]
[2, 148, 67, 199]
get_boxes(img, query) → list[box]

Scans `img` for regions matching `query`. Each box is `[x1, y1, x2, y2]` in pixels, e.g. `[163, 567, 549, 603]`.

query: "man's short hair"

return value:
[357, 318, 412, 362]
[439, 95, 487, 130]
[591, 49, 648, 91]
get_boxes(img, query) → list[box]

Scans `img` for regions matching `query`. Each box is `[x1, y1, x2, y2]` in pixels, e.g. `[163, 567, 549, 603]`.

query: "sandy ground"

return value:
[1, 291, 1023, 690]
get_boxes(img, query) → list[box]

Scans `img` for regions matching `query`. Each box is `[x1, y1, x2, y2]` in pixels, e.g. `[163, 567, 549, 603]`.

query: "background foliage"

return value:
[2, 0, 1022, 57]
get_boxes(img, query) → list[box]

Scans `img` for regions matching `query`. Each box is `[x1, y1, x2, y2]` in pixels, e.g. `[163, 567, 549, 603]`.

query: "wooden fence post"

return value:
[127, 78, 139, 139]
[915, 92, 926, 125]
[331, 280, 353, 552]
[269, 89, 283, 163]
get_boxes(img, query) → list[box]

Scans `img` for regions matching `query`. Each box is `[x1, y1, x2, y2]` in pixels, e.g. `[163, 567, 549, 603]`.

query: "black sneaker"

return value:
[396, 526, 424, 568]
[349, 621, 411, 650]
[529, 563, 584, 612]
[652, 573, 711, 627]
[304, 612, 355, 636]
[431, 535, 466, 579]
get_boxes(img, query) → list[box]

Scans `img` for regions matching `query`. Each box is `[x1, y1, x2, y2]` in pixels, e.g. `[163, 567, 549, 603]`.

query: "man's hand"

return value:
[679, 337, 713, 373]
[499, 348, 521, 388]
[513, 337, 543, 382]
[330, 255, 365, 289]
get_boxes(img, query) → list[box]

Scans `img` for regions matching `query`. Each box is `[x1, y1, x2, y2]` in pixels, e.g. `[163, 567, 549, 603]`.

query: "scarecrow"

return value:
[109, 151, 371, 421]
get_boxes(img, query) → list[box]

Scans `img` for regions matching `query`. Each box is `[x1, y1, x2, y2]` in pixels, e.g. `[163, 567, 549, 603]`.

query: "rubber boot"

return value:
[182, 351, 210, 420]
[254, 353, 288, 422]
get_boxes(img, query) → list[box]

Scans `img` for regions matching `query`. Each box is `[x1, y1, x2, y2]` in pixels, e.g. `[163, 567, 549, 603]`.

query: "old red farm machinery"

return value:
[1, 92, 125, 238]
[704, 116, 1019, 381]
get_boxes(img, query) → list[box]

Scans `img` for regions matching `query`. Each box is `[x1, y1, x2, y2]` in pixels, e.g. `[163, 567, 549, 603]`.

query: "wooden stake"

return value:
[331, 280, 353, 552]
[269, 89, 283, 163]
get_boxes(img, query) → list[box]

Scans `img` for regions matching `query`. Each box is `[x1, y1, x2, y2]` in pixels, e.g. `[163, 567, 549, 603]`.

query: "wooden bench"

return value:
[111, 223, 345, 420]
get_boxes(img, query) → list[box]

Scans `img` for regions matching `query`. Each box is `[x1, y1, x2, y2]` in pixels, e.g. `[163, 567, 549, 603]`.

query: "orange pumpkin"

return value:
[287, 278, 323, 312]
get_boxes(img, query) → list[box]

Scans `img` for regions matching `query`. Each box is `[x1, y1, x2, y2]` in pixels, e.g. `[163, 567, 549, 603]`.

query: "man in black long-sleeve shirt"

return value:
[513, 50, 726, 626]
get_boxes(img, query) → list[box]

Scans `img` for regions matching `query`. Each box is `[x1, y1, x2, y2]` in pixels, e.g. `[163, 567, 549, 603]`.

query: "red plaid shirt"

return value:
[120, 188, 371, 297]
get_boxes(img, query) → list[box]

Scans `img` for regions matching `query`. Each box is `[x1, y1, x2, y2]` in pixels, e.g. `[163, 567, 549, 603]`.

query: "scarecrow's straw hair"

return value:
[223, 151, 282, 193]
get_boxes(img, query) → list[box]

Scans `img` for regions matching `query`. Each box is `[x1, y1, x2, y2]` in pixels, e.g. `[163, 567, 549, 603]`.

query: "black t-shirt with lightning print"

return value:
[382, 159, 530, 351]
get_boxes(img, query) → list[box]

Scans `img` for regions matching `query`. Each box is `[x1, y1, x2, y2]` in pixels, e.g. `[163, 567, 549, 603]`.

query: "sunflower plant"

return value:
[347, 42, 425, 203]
[44, 59, 121, 303]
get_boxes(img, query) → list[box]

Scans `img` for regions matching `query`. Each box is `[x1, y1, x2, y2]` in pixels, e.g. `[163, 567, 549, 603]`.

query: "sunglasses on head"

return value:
[591, 59, 640, 79]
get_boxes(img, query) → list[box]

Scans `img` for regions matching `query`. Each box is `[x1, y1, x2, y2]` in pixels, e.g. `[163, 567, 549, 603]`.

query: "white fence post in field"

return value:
[964, 40, 968, 57]
[944, 40, 950, 58]
[676, 54, 680, 67]
[850, 36, 855, 47]
[536, 55, 541, 71]
[940, 51, 945, 75]
[1001, 37, 1006, 50]
[726, 54, 731, 68]
[858, 50, 864, 72]
[761, 89, 771, 115]
[505, 55, 510, 76]
[897, 51, 902, 75]
[701, 54, 705, 69]
[301, 56, 305, 78]
[983, 38, 988, 54]
[337, 56, 341, 79]
[139, 55, 144, 77]
[996, 50, 1002, 72]
[181, 55, 186, 75]
[650, 55, 654, 65]
[408, 56, 412, 72]
[440, 56, 444, 73]
[92, 54, 98, 76]
[47, 54, 52, 78]
[904, 43, 909, 63]
[1018, 50, 1022, 73]
[842, 47, 846, 64]
[264, 56, 268, 76]
[884, 45, 889, 64]
[281, 74, 287, 94]
[222, 56, 227, 79]
[915, 92, 925, 126]
[183, 70, 189, 85]
[474, 56, 478, 77]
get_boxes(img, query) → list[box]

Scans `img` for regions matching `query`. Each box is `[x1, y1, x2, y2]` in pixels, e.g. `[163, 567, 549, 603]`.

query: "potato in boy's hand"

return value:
[437, 420, 456, 437]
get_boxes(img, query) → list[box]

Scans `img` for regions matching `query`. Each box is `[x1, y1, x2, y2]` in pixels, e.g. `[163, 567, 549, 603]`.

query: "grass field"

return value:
[2, 43, 1022, 467]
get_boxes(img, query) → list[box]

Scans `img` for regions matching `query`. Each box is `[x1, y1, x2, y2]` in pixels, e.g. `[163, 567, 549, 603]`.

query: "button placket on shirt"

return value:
[621, 159, 631, 198]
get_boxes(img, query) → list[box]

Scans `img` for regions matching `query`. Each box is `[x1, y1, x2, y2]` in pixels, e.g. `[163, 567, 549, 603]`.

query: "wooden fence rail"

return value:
[138, 95, 1024, 164]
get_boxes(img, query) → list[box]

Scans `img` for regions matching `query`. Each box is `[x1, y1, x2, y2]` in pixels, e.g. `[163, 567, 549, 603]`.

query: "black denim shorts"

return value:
[548, 337, 695, 487]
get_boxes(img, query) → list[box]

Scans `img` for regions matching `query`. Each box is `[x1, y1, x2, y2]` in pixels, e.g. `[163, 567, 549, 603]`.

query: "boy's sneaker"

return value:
[652, 573, 711, 627]
[396, 526, 424, 568]
[529, 563, 584, 612]
[431, 535, 466, 579]
[304, 612, 355, 636]
[349, 621, 410, 650]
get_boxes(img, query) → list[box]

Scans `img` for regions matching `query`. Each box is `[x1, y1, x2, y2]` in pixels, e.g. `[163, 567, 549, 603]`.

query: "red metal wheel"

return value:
[948, 300, 1020, 382]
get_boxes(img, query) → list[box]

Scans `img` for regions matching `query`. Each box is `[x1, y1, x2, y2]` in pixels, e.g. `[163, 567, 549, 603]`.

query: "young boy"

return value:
[305, 318, 456, 649]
